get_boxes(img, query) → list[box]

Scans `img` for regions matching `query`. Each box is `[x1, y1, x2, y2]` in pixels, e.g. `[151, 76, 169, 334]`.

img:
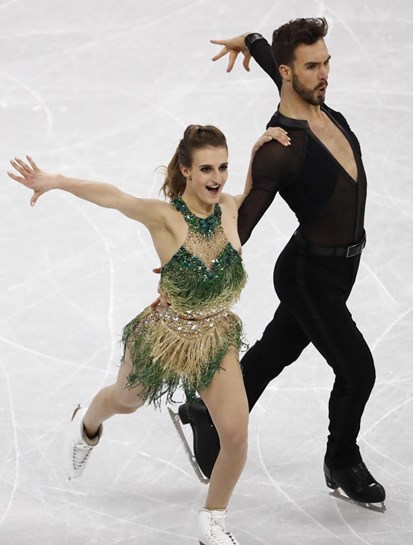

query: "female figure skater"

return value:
[7, 124, 290, 545]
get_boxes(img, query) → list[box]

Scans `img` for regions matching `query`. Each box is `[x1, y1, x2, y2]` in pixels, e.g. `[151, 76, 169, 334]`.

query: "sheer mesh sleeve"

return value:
[238, 140, 299, 244]
[247, 35, 281, 93]
[325, 105, 363, 156]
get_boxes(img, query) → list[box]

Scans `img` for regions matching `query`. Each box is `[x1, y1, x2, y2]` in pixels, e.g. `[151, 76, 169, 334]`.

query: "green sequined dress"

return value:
[121, 197, 247, 407]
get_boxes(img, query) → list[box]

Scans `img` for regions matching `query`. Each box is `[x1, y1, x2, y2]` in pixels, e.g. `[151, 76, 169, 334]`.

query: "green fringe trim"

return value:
[160, 243, 247, 314]
[120, 308, 247, 408]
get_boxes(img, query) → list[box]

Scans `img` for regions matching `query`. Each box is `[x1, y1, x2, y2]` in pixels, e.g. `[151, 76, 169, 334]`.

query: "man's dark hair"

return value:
[271, 17, 328, 66]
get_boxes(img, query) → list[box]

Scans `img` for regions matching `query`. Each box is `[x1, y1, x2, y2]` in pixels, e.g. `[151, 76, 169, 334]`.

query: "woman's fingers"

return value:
[7, 171, 25, 183]
[253, 127, 291, 152]
[14, 157, 32, 173]
[26, 155, 40, 172]
[8, 156, 39, 180]
[265, 128, 291, 146]
[10, 159, 28, 176]
[10, 157, 37, 178]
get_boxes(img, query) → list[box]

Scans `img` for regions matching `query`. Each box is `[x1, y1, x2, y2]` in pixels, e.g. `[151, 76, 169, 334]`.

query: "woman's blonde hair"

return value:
[161, 124, 227, 200]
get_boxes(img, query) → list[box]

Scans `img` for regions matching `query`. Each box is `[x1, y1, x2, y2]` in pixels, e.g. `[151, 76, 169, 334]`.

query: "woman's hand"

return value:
[252, 127, 291, 156]
[8, 156, 57, 207]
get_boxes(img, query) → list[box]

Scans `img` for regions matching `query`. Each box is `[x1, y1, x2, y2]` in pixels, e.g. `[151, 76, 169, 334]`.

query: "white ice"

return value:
[0, 1, 412, 544]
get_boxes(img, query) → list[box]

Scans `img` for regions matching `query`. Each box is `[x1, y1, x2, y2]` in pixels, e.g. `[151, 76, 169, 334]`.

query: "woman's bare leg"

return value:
[199, 350, 249, 509]
[83, 346, 144, 438]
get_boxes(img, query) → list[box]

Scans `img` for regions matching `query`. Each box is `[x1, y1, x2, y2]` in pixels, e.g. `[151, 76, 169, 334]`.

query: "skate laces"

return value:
[210, 513, 237, 544]
[210, 512, 226, 532]
[71, 438, 94, 471]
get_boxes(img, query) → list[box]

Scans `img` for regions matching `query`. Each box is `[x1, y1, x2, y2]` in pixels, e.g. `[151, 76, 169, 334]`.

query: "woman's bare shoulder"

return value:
[219, 192, 238, 208]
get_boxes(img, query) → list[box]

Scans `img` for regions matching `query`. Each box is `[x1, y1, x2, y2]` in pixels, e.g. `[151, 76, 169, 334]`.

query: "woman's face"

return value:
[181, 145, 228, 208]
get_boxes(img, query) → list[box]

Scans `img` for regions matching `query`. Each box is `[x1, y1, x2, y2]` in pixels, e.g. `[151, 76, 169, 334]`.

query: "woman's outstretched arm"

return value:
[7, 156, 164, 228]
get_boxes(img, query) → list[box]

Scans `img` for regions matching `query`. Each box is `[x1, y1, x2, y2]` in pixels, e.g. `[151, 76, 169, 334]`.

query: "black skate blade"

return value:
[330, 488, 386, 513]
[167, 407, 209, 485]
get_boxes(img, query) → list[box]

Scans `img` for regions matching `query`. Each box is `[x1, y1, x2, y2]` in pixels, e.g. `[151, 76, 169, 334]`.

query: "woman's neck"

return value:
[180, 194, 214, 218]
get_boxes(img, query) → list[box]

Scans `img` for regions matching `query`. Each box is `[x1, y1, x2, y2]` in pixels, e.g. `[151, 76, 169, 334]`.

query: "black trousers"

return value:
[241, 235, 375, 469]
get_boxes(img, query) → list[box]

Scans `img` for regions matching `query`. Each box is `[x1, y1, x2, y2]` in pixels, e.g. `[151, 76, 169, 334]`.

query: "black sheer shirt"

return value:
[238, 35, 367, 247]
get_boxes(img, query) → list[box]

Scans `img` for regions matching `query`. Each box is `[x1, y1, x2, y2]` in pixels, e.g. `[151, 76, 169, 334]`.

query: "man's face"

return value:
[290, 38, 330, 106]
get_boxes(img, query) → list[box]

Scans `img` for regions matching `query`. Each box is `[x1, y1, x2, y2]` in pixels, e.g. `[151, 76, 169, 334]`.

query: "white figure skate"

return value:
[65, 404, 102, 480]
[197, 508, 240, 545]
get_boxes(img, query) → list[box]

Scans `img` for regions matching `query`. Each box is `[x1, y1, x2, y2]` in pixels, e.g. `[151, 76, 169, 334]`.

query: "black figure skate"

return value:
[168, 398, 220, 484]
[324, 459, 386, 513]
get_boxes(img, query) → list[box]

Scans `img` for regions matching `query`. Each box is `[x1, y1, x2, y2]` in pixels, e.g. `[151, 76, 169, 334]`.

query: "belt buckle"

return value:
[345, 237, 366, 258]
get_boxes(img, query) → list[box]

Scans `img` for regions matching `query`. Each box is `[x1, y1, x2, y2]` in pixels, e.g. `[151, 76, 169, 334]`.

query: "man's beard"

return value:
[292, 72, 326, 106]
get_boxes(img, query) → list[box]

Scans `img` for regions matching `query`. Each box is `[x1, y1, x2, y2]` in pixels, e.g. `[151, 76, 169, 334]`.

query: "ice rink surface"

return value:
[1, 0, 412, 543]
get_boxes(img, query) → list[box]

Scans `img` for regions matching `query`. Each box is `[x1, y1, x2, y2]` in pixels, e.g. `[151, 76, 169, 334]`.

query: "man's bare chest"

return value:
[309, 117, 358, 183]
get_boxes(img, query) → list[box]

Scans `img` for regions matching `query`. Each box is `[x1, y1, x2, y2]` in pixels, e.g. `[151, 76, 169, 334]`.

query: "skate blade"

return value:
[167, 407, 209, 485]
[330, 488, 386, 513]
[70, 403, 82, 422]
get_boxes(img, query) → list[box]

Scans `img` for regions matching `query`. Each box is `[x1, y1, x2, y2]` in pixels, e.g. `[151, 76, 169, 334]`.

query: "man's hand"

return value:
[210, 33, 252, 73]
[151, 267, 170, 309]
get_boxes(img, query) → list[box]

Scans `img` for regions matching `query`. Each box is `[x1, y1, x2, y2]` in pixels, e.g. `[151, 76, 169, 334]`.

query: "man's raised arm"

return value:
[211, 32, 282, 92]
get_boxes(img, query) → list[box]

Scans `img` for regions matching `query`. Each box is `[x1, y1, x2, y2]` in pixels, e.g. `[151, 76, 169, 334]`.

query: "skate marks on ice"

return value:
[1, 0, 412, 543]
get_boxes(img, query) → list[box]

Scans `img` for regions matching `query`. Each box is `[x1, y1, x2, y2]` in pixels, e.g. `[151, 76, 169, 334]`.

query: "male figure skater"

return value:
[174, 18, 385, 507]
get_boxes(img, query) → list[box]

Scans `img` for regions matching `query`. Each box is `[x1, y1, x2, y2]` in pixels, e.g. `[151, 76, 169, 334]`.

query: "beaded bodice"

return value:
[159, 197, 247, 317]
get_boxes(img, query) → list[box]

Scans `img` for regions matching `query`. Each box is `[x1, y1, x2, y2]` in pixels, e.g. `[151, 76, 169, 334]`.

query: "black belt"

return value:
[293, 230, 366, 258]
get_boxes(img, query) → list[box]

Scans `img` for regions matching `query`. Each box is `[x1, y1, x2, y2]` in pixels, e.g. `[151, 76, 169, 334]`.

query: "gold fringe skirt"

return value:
[121, 304, 244, 407]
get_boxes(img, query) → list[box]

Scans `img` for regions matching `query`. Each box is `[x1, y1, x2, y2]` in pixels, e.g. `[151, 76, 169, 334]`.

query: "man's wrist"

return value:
[244, 33, 264, 51]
